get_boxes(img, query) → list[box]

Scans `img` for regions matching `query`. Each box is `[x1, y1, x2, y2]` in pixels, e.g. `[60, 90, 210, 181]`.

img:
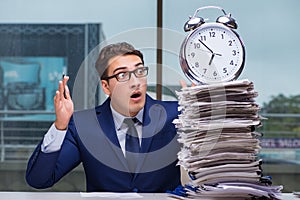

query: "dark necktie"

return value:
[124, 118, 140, 173]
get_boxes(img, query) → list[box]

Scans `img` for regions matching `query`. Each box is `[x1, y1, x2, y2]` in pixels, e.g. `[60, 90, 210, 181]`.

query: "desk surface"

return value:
[0, 192, 297, 200]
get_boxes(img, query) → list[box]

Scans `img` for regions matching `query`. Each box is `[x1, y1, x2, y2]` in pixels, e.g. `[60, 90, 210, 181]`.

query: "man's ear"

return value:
[101, 80, 111, 96]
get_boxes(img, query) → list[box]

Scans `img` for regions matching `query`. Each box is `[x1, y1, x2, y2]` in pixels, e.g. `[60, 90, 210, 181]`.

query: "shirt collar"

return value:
[110, 103, 144, 130]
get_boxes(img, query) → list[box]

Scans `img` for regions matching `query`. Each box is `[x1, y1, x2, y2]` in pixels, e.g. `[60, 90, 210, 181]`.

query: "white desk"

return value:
[0, 192, 297, 200]
[0, 192, 163, 200]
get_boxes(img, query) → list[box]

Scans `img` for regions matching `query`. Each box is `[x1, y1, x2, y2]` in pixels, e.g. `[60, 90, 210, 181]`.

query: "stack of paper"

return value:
[171, 79, 283, 199]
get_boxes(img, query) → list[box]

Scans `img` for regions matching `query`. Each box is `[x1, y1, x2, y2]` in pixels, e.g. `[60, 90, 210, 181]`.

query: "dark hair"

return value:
[95, 42, 144, 79]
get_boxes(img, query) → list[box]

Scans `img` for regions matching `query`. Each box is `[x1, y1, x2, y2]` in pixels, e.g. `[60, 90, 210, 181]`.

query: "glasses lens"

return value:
[116, 72, 130, 82]
[135, 67, 147, 77]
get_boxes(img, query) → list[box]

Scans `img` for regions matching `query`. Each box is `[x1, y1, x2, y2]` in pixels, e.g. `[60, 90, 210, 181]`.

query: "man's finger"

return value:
[58, 80, 65, 99]
[179, 80, 187, 88]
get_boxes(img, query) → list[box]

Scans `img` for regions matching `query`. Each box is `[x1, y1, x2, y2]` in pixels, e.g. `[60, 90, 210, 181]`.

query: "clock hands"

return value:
[209, 52, 223, 65]
[208, 53, 215, 65]
[198, 39, 222, 65]
[198, 39, 213, 54]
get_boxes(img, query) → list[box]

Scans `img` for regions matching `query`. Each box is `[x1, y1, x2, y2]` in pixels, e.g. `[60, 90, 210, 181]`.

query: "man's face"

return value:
[101, 54, 147, 117]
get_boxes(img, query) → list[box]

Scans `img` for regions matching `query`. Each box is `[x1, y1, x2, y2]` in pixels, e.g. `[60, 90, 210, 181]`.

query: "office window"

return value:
[0, 23, 102, 191]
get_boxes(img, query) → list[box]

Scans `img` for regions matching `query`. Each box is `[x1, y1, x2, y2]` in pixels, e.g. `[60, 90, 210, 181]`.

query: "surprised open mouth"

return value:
[130, 92, 141, 100]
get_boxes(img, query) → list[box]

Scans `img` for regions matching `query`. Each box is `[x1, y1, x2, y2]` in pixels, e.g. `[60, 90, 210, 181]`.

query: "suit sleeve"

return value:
[25, 117, 81, 189]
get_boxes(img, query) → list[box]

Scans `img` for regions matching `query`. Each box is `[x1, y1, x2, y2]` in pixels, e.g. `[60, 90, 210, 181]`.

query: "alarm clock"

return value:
[180, 6, 245, 85]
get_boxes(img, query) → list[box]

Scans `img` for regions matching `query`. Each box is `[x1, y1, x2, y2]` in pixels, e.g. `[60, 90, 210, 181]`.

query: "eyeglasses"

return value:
[103, 66, 149, 82]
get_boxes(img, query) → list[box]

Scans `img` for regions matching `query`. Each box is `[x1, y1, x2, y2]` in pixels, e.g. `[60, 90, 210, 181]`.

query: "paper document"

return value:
[80, 192, 143, 198]
[169, 79, 283, 199]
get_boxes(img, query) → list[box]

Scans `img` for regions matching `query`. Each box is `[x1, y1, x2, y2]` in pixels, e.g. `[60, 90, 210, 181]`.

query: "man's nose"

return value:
[129, 73, 141, 88]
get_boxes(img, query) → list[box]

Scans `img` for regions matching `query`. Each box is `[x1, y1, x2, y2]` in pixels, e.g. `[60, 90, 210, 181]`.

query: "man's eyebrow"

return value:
[112, 66, 127, 74]
[135, 62, 143, 67]
[112, 62, 144, 74]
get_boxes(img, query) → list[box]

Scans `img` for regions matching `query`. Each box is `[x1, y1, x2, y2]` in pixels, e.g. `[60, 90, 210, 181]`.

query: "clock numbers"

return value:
[199, 35, 206, 41]
[194, 43, 200, 49]
[232, 50, 237, 56]
[209, 31, 216, 38]
[223, 67, 228, 74]
[221, 33, 225, 39]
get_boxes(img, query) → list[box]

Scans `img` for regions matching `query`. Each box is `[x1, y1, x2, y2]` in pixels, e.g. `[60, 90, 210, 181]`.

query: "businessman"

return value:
[26, 42, 182, 192]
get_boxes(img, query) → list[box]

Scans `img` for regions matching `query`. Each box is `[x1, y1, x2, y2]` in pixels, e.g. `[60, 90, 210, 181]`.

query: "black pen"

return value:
[62, 74, 67, 98]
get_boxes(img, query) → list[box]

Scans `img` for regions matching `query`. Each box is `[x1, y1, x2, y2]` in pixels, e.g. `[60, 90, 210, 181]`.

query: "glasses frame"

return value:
[102, 66, 149, 82]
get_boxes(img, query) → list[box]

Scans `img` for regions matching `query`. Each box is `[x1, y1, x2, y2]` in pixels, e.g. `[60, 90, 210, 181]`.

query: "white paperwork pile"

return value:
[172, 79, 283, 199]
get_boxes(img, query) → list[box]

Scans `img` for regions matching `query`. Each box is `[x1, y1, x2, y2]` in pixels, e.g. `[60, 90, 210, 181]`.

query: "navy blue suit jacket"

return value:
[26, 95, 181, 192]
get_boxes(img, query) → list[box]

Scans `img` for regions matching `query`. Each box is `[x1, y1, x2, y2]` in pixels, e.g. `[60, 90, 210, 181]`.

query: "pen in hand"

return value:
[62, 74, 67, 99]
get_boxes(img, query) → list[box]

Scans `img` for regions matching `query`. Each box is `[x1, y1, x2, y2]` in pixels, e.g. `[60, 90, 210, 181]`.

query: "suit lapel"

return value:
[135, 95, 168, 174]
[142, 95, 168, 152]
[95, 99, 129, 171]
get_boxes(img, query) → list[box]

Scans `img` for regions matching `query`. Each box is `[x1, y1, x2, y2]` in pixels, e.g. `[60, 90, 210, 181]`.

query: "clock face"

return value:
[180, 22, 245, 84]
